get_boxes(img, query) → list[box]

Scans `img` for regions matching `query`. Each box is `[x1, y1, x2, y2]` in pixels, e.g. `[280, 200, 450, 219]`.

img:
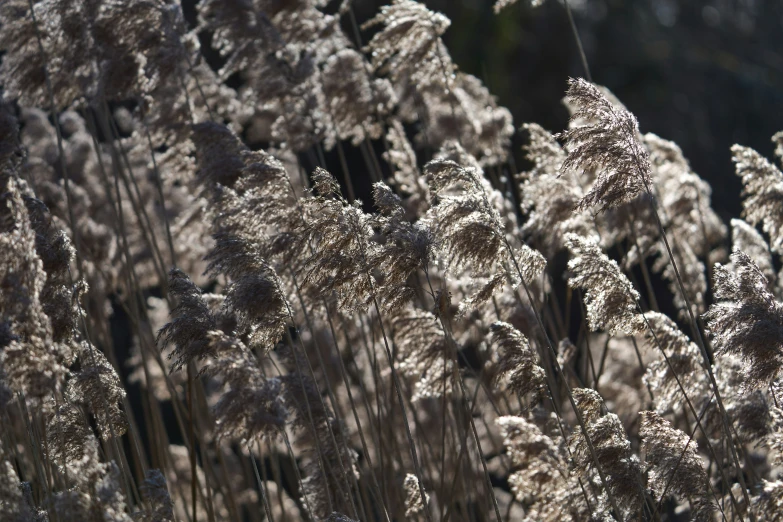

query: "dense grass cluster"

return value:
[1, 1, 783, 521]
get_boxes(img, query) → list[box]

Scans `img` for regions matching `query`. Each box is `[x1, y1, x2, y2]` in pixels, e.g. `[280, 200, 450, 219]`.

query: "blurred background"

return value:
[350, 0, 783, 221]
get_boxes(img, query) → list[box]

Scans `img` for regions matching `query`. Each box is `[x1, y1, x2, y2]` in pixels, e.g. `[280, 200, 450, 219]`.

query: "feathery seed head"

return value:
[559, 78, 652, 212]
[403, 473, 428, 517]
[489, 322, 545, 398]
[158, 268, 216, 372]
[139, 469, 175, 522]
[640, 411, 713, 519]
[704, 250, 783, 389]
[565, 233, 644, 335]
[732, 144, 783, 254]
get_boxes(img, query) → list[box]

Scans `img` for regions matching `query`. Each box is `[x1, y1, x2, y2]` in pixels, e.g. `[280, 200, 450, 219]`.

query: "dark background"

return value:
[349, 0, 783, 222]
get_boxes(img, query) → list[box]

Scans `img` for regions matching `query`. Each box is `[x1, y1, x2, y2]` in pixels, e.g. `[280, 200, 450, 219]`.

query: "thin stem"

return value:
[563, 0, 592, 82]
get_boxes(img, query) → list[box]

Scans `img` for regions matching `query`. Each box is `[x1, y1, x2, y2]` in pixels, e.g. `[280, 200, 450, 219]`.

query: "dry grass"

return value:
[0, 1, 782, 521]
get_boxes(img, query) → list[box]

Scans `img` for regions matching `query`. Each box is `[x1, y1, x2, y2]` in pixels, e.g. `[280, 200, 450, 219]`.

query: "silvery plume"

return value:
[392, 308, 454, 401]
[320, 49, 395, 149]
[731, 218, 775, 287]
[733, 143, 783, 254]
[704, 250, 783, 389]
[638, 133, 727, 317]
[205, 330, 287, 442]
[403, 473, 429, 517]
[559, 78, 652, 212]
[640, 411, 714, 521]
[488, 322, 545, 399]
[569, 388, 643, 519]
[496, 415, 589, 521]
[191, 123, 304, 265]
[1, 173, 69, 402]
[137, 469, 175, 522]
[519, 123, 596, 256]
[424, 143, 546, 312]
[753, 480, 783, 521]
[641, 312, 708, 416]
[565, 233, 644, 336]
[280, 363, 357, 520]
[365, 2, 513, 165]
[297, 168, 379, 312]
[709, 355, 772, 446]
[383, 121, 429, 219]
[66, 342, 128, 440]
[645, 133, 726, 258]
[204, 234, 289, 350]
[157, 268, 217, 372]
[416, 72, 514, 166]
[371, 182, 434, 312]
[0, 0, 194, 109]
[1, 443, 40, 521]
[362, 0, 452, 88]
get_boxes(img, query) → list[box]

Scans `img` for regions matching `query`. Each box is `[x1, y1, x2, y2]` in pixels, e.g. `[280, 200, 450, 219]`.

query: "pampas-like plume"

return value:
[372, 182, 434, 312]
[645, 133, 726, 258]
[46, 401, 131, 521]
[519, 123, 595, 255]
[774, 131, 783, 160]
[66, 343, 128, 440]
[488, 322, 545, 398]
[496, 415, 589, 521]
[639, 133, 726, 318]
[569, 388, 643, 518]
[417, 72, 515, 166]
[422, 157, 497, 272]
[732, 144, 783, 254]
[731, 218, 775, 285]
[298, 168, 378, 312]
[565, 233, 644, 335]
[559, 78, 652, 212]
[321, 49, 395, 148]
[403, 473, 428, 517]
[217, 149, 301, 247]
[424, 146, 546, 282]
[393, 309, 454, 401]
[1, 443, 38, 521]
[1, 168, 70, 402]
[0, 0, 193, 109]
[207, 331, 287, 442]
[641, 312, 708, 415]
[710, 356, 772, 445]
[640, 411, 713, 520]
[192, 122, 249, 192]
[204, 234, 289, 349]
[383, 121, 428, 217]
[365, 3, 513, 164]
[159, 267, 287, 442]
[768, 406, 783, 466]
[753, 480, 783, 520]
[92, 461, 134, 522]
[703, 250, 783, 389]
[281, 367, 357, 520]
[23, 197, 80, 351]
[47, 403, 100, 474]
[654, 237, 707, 319]
[362, 0, 451, 87]
[139, 469, 175, 522]
[157, 268, 217, 372]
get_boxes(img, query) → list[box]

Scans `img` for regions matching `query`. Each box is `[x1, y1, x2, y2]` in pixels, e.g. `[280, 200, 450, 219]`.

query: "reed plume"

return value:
[704, 250, 783, 389]
[0, 2, 781, 521]
[559, 78, 652, 212]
